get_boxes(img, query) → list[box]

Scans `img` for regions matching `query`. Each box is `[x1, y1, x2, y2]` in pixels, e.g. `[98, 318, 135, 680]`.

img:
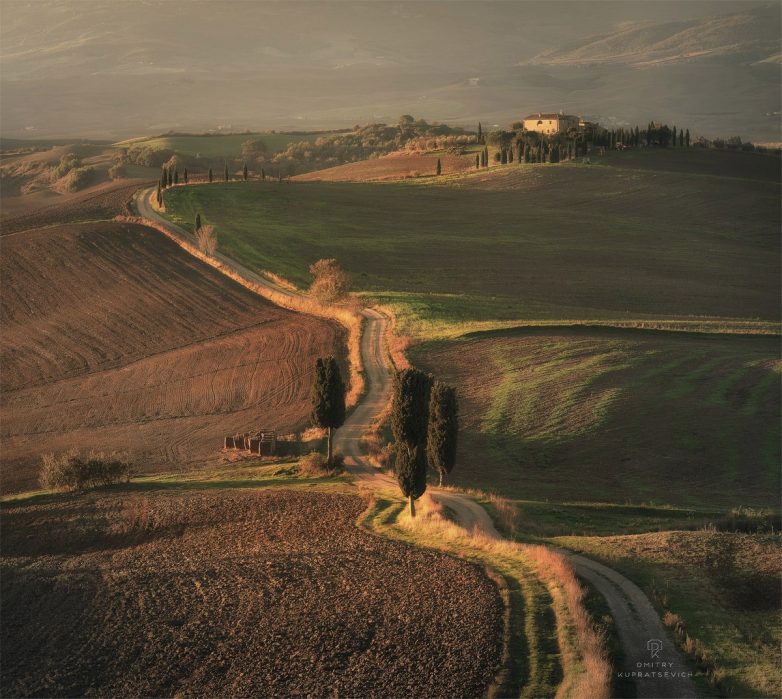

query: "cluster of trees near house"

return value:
[247, 115, 473, 177]
[474, 118, 696, 166]
[311, 356, 458, 515]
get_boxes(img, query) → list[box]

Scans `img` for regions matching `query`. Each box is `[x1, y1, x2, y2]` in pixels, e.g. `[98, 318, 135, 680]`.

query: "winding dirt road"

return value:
[136, 184, 698, 698]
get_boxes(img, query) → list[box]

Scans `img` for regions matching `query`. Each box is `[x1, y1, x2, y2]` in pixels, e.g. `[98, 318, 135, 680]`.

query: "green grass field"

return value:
[162, 150, 780, 339]
[115, 131, 335, 159]
[413, 327, 780, 509]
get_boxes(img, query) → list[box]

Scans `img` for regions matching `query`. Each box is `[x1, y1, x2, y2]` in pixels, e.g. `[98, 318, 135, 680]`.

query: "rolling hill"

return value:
[527, 4, 780, 67]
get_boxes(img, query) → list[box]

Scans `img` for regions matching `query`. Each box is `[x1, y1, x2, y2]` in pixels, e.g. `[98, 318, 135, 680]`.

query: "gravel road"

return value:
[138, 183, 700, 698]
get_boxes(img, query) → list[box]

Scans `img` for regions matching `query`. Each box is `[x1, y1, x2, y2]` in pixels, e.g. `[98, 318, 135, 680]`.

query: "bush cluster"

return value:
[255, 117, 473, 176]
[298, 450, 345, 475]
[40, 449, 131, 491]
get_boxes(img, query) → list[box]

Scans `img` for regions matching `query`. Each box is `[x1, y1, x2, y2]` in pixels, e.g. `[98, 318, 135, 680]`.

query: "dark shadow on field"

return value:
[1, 479, 347, 557]
[425, 326, 781, 511]
[462, 323, 781, 345]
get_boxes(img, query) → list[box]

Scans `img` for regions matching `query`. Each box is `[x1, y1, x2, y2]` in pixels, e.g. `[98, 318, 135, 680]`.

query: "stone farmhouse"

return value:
[523, 112, 580, 134]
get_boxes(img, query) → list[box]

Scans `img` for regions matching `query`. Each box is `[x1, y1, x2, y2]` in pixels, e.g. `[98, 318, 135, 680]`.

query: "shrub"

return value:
[108, 163, 125, 179]
[298, 451, 329, 476]
[61, 166, 95, 192]
[50, 152, 80, 179]
[195, 223, 217, 256]
[40, 450, 130, 491]
[329, 451, 346, 473]
[298, 450, 345, 476]
[308, 258, 351, 301]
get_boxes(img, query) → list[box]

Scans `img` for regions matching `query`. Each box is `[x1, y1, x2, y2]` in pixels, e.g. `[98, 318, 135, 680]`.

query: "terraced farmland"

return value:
[1, 490, 503, 697]
[0, 221, 345, 493]
[411, 327, 780, 508]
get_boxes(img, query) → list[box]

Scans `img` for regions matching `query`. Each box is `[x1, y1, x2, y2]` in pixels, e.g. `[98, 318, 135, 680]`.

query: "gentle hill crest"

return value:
[525, 4, 780, 67]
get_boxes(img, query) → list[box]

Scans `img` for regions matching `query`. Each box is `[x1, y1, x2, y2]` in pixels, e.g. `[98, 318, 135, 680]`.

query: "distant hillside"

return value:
[527, 5, 779, 67]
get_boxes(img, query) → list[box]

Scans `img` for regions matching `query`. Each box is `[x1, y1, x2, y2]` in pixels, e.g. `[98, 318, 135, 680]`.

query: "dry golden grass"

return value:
[396, 493, 611, 699]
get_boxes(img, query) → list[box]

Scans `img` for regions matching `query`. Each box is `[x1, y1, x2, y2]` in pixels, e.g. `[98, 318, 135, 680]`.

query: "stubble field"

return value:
[1, 489, 503, 698]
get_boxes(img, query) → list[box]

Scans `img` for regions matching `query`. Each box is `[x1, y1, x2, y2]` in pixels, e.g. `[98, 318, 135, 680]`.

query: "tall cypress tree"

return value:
[483, 146, 489, 166]
[167, 169, 173, 187]
[183, 168, 188, 184]
[261, 168, 266, 180]
[208, 167, 213, 183]
[224, 163, 229, 182]
[426, 381, 458, 486]
[477, 121, 483, 144]
[508, 146, 514, 163]
[501, 149, 507, 164]
[243, 162, 248, 181]
[160, 169, 167, 189]
[685, 129, 690, 148]
[156, 182, 162, 206]
[679, 130, 684, 147]
[311, 356, 346, 465]
[672, 126, 677, 147]
[174, 168, 179, 185]
[475, 154, 480, 169]
[195, 213, 201, 232]
[391, 368, 432, 516]
[436, 158, 442, 176]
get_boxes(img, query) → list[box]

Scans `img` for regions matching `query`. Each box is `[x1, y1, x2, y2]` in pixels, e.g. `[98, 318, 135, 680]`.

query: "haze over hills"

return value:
[0, 0, 779, 141]
[527, 4, 780, 67]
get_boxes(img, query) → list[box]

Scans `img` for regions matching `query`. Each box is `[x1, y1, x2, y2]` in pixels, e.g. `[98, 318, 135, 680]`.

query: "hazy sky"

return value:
[1, 1, 779, 140]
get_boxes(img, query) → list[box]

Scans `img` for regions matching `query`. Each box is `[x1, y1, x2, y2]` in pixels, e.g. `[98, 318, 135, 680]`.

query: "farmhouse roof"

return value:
[524, 113, 577, 120]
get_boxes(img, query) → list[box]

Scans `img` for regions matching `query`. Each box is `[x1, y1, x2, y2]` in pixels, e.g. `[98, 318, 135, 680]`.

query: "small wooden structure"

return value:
[224, 430, 277, 456]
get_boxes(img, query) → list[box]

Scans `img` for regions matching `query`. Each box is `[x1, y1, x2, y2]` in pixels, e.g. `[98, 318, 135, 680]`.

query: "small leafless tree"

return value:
[309, 258, 351, 301]
[195, 224, 217, 256]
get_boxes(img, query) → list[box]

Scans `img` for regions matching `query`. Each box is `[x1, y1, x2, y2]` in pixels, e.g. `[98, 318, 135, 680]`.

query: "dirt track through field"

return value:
[142, 179, 702, 698]
[334, 303, 698, 698]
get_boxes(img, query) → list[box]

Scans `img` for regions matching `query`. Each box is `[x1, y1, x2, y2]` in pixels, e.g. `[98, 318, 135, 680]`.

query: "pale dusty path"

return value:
[135, 183, 699, 699]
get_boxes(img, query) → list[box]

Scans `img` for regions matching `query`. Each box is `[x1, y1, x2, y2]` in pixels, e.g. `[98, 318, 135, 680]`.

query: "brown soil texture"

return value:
[295, 151, 476, 182]
[1, 490, 503, 698]
[1, 180, 145, 235]
[1, 221, 345, 493]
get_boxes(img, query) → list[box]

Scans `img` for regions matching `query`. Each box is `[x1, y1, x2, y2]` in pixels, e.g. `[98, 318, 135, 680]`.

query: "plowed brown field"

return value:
[1, 490, 503, 698]
[1, 221, 345, 493]
[1, 180, 145, 235]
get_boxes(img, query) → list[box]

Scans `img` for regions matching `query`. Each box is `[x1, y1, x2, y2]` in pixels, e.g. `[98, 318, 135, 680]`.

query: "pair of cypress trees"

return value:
[391, 368, 458, 517]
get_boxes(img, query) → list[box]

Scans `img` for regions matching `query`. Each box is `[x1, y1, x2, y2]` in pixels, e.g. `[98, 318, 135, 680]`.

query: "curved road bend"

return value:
[135, 184, 699, 698]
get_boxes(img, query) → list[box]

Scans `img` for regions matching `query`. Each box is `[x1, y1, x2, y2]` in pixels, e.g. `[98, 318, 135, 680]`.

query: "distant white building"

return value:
[523, 112, 579, 135]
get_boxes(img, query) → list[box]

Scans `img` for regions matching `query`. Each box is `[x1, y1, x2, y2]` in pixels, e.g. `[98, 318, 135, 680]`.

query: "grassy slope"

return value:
[161, 150, 780, 695]
[411, 328, 780, 509]
[115, 132, 331, 159]
[554, 530, 781, 698]
[163, 150, 780, 338]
